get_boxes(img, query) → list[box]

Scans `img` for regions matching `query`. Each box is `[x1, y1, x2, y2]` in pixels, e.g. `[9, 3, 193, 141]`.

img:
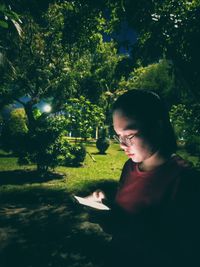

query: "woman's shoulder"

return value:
[181, 166, 200, 188]
[171, 154, 199, 180]
[171, 154, 193, 169]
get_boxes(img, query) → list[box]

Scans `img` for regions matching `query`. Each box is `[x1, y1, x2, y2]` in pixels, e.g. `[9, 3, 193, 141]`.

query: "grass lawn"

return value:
[0, 142, 199, 267]
[0, 142, 127, 198]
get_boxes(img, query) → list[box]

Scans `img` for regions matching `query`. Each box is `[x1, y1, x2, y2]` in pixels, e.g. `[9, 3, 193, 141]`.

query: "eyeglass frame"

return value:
[113, 133, 137, 146]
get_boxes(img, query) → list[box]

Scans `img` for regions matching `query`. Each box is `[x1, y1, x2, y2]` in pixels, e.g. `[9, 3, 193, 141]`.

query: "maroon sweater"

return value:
[110, 157, 200, 266]
[91, 156, 200, 266]
[115, 156, 184, 214]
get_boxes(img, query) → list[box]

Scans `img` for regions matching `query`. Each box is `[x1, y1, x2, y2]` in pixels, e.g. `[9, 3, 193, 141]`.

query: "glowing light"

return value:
[43, 104, 52, 113]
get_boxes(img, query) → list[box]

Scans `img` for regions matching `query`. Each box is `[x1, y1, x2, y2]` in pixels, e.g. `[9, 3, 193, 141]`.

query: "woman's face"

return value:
[113, 110, 157, 163]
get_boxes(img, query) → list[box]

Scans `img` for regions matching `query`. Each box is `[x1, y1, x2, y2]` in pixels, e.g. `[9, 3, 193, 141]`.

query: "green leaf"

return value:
[0, 20, 8, 28]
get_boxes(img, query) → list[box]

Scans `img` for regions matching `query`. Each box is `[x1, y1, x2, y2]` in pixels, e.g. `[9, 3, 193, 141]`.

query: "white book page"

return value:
[74, 195, 110, 210]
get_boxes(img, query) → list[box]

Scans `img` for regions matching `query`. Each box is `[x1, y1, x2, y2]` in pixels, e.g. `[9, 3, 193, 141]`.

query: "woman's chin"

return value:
[128, 154, 137, 161]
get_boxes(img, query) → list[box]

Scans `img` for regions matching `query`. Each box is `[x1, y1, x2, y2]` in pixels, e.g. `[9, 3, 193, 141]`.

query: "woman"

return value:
[89, 89, 199, 267]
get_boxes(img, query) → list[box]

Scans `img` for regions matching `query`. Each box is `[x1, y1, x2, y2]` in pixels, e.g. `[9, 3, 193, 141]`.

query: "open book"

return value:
[74, 195, 110, 210]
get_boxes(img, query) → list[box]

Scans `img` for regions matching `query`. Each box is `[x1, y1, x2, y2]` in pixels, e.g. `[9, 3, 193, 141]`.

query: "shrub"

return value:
[170, 104, 200, 142]
[70, 143, 86, 166]
[96, 126, 110, 154]
[185, 135, 200, 156]
[15, 114, 67, 174]
[1, 108, 28, 154]
[62, 142, 86, 167]
[96, 137, 110, 154]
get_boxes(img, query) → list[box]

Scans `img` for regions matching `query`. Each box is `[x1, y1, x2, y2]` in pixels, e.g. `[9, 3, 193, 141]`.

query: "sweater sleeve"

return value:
[88, 202, 136, 235]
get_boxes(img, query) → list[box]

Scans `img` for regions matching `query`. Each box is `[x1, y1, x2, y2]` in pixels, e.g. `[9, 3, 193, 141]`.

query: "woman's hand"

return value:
[85, 189, 106, 203]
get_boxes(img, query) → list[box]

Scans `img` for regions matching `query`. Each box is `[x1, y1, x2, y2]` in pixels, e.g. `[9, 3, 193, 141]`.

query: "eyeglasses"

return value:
[113, 134, 136, 146]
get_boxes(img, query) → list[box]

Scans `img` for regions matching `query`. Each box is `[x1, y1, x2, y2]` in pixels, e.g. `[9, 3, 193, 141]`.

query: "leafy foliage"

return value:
[1, 108, 28, 154]
[61, 142, 87, 167]
[118, 59, 177, 105]
[0, 3, 22, 38]
[170, 103, 200, 141]
[185, 135, 200, 156]
[0, 1, 123, 173]
[64, 96, 105, 139]
[119, 0, 200, 101]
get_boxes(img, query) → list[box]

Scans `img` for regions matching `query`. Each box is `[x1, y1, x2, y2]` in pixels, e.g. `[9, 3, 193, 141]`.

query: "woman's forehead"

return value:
[112, 110, 139, 130]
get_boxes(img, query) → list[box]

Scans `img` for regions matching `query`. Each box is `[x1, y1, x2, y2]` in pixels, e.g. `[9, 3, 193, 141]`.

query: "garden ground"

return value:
[0, 190, 111, 267]
[0, 142, 198, 267]
[0, 143, 124, 267]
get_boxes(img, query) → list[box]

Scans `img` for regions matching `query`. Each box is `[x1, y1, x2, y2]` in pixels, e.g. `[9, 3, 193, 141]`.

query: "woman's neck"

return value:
[138, 151, 169, 172]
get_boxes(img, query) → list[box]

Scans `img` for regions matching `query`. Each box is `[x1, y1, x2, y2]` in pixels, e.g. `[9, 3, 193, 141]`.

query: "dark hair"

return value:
[112, 89, 177, 157]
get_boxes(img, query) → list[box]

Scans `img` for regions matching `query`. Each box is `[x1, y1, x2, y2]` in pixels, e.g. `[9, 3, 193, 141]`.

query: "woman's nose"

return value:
[120, 143, 128, 150]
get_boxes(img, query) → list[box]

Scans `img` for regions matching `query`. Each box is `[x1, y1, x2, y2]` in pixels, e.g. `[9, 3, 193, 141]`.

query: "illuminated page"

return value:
[74, 195, 110, 210]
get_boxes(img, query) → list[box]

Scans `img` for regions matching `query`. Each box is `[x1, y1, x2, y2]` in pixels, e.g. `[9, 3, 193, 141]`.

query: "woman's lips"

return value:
[126, 153, 135, 157]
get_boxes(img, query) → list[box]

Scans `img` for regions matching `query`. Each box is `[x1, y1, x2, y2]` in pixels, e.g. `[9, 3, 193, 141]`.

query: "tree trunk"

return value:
[24, 101, 36, 132]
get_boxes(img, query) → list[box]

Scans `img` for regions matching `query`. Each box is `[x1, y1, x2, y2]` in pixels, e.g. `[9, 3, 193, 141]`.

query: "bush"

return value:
[96, 137, 110, 154]
[1, 108, 87, 172]
[96, 126, 110, 154]
[70, 143, 86, 166]
[170, 104, 200, 141]
[18, 153, 31, 165]
[185, 135, 200, 156]
[1, 108, 28, 154]
[62, 142, 86, 167]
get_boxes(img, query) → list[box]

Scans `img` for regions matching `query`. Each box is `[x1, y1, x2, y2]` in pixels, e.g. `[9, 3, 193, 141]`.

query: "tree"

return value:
[0, 1, 128, 142]
[0, 1, 124, 124]
[0, 3, 22, 94]
[77, 40, 126, 125]
[118, 59, 178, 106]
[119, 0, 200, 102]
[0, 113, 3, 126]
[0, 1, 130, 173]
[64, 96, 105, 140]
